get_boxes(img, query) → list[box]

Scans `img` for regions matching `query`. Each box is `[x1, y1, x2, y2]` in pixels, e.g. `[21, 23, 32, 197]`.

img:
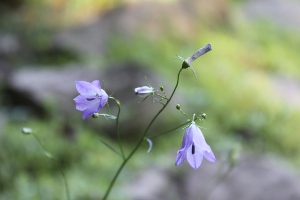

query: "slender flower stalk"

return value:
[23, 130, 70, 200]
[109, 97, 125, 159]
[148, 121, 191, 139]
[33, 134, 70, 199]
[102, 68, 183, 200]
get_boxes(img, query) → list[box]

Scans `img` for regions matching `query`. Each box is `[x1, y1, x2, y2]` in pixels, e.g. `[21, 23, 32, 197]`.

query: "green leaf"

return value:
[99, 139, 122, 157]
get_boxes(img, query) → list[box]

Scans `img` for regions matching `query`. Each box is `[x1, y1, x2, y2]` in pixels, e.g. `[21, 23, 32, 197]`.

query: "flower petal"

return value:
[175, 150, 186, 166]
[135, 86, 154, 94]
[178, 124, 194, 151]
[73, 95, 88, 111]
[75, 81, 98, 96]
[204, 148, 216, 162]
[82, 99, 101, 119]
[191, 124, 216, 163]
[91, 80, 101, 89]
[82, 107, 97, 119]
[186, 144, 203, 169]
[100, 89, 108, 107]
[190, 124, 206, 147]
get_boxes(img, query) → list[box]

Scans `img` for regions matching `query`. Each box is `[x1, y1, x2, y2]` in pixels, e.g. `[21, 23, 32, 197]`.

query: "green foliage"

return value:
[0, 118, 137, 199]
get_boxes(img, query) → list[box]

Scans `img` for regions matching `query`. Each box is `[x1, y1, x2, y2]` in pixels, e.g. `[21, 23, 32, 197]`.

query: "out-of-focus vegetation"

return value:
[1, 0, 300, 199]
[106, 20, 300, 158]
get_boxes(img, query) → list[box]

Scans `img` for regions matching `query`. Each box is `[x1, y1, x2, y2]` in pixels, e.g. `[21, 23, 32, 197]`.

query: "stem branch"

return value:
[102, 68, 183, 200]
[110, 97, 125, 159]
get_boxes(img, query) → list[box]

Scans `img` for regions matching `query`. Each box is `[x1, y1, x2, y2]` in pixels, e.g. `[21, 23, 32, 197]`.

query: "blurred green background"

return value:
[1, 0, 300, 199]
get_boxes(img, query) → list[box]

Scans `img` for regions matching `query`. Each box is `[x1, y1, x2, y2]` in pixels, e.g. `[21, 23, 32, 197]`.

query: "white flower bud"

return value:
[182, 43, 212, 68]
[134, 86, 154, 97]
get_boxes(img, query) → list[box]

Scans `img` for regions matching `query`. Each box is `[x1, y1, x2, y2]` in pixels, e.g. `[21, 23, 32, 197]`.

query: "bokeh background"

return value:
[1, 0, 300, 199]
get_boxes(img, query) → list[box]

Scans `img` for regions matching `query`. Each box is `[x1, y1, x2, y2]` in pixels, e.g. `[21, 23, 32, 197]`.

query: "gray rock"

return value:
[124, 153, 300, 200]
[0, 34, 20, 56]
[124, 168, 176, 200]
[8, 64, 101, 115]
[187, 153, 300, 200]
[7, 62, 179, 139]
[271, 76, 300, 108]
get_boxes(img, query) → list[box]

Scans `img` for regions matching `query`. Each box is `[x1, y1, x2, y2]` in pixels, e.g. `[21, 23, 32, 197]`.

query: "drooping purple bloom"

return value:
[175, 122, 216, 169]
[134, 86, 154, 97]
[73, 80, 108, 120]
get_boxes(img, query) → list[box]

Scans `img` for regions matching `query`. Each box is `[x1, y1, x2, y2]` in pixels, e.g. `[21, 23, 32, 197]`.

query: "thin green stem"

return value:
[106, 100, 111, 114]
[32, 134, 46, 150]
[102, 68, 183, 200]
[59, 168, 71, 200]
[32, 134, 70, 200]
[155, 93, 169, 100]
[148, 120, 191, 139]
[179, 109, 191, 120]
[110, 97, 125, 160]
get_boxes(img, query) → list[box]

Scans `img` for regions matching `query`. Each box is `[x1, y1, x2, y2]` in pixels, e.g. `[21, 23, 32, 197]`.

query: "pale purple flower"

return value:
[182, 44, 212, 69]
[73, 80, 108, 120]
[134, 86, 154, 97]
[175, 122, 216, 169]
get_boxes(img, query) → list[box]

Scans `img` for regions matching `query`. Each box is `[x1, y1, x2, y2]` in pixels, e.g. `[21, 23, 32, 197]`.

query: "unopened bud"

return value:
[176, 104, 181, 110]
[115, 99, 121, 107]
[92, 113, 99, 118]
[229, 145, 240, 167]
[182, 44, 212, 69]
[21, 127, 32, 135]
[134, 86, 154, 98]
[159, 85, 164, 92]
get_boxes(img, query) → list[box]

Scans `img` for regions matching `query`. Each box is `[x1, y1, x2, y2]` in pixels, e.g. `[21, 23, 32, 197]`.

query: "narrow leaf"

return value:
[146, 138, 153, 153]
[190, 67, 198, 80]
[138, 95, 149, 103]
[100, 114, 117, 120]
[99, 139, 122, 157]
[43, 151, 54, 159]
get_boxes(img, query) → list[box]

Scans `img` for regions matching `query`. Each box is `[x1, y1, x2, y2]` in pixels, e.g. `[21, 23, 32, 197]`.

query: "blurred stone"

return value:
[271, 76, 300, 108]
[8, 62, 161, 112]
[7, 62, 179, 139]
[187, 153, 300, 200]
[0, 60, 12, 84]
[124, 168, 176, 200]
[8, 64, 100, 115]
[1, 82, 48, 119]
[124, 153, 300, 200]
[0, 34, 20, 56]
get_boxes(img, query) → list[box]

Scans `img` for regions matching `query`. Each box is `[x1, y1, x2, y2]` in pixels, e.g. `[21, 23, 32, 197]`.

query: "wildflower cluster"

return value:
[72, 44, 215, 199]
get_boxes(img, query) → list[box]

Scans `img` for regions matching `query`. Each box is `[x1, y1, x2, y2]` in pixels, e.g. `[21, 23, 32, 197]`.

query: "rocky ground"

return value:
[124, 153, 300, 200]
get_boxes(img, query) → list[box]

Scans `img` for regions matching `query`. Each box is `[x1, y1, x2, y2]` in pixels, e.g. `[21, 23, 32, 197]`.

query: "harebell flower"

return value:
[73, 80, 108, 120]
[175, 121, 216, 169]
